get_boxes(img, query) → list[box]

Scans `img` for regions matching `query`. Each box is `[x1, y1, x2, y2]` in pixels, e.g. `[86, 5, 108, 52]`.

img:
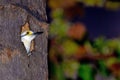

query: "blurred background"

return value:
[47, 0, 120, 80]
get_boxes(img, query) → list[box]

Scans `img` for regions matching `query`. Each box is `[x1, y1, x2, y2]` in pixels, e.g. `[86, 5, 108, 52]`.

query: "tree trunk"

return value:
[0, 0, 48, 80]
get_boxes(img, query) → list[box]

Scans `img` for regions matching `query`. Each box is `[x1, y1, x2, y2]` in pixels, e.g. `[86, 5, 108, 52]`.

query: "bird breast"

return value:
[21, 35, 36, 42]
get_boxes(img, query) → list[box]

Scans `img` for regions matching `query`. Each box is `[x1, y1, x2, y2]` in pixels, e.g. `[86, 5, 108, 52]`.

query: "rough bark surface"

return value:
[0, 0, 48, 80]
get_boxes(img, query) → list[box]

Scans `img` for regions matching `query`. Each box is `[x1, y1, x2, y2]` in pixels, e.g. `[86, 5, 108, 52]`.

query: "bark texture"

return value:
[0, 0, 48, 80]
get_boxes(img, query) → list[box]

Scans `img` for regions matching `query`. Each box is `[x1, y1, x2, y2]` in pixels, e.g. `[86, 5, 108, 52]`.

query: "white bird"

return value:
[21, 30, 43, 56]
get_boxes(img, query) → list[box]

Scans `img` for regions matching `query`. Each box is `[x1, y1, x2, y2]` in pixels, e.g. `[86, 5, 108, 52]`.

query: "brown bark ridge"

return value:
[0, 0, 48, 80]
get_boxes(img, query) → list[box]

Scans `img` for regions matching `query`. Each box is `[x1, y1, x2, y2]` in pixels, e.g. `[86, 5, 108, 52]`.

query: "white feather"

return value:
[21, 37, 31, 54]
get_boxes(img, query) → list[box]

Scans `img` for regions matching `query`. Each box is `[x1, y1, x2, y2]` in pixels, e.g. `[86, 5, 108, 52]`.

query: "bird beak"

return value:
[21, 34, 27, 37]
[33, 32, 43, 35]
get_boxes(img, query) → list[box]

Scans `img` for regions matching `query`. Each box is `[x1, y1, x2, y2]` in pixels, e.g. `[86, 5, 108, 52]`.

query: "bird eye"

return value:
[26, 32, 29, 34]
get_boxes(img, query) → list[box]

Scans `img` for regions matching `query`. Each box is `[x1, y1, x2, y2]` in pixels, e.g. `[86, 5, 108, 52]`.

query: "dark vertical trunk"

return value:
[0, 0, 48, 80]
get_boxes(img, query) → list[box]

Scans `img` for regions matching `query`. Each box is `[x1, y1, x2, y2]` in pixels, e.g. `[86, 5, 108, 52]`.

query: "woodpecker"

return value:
[21, 30, 43, 56]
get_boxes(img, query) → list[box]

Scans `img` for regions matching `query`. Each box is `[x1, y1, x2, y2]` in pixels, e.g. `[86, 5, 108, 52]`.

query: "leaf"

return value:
[106, 58, 118, 67]
[50, 10, 69, 38]
[48, 0, 77, 9]
[115, 42, 120, 58]
[49, 62, 65, 80]
[83, 0, 105, 7]
[105, 1, 120, 10]
[107, 39, 118, 50]
[62, 40, 79, 56]
[84, 41, 94, 54]
[83, 0, 96, 6]
[78, 64, 94, 80]
[56, 65, 65, 80]
[62, 60, 79, 79]
[50, 20, 68, 38]
[95, 0, 104, 7]
[51, 9, 64, 19]
[94, 37, 110, 54]
[98, 60, 110, 76]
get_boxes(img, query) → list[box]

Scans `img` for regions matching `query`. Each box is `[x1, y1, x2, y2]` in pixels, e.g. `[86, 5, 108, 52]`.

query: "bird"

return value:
[21, 30, 43, 56]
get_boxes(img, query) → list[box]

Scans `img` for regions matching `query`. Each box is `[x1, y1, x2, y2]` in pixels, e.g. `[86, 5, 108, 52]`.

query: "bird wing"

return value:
[22, 39, 31, 54]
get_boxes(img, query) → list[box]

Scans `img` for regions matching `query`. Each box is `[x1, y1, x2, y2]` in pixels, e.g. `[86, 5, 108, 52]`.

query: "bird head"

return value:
[21, 30, 43, 37]
[21, 30, 33, 37]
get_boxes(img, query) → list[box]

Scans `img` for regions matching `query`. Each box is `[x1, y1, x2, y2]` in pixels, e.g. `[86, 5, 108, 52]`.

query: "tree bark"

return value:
[0, 0, 48, 80]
